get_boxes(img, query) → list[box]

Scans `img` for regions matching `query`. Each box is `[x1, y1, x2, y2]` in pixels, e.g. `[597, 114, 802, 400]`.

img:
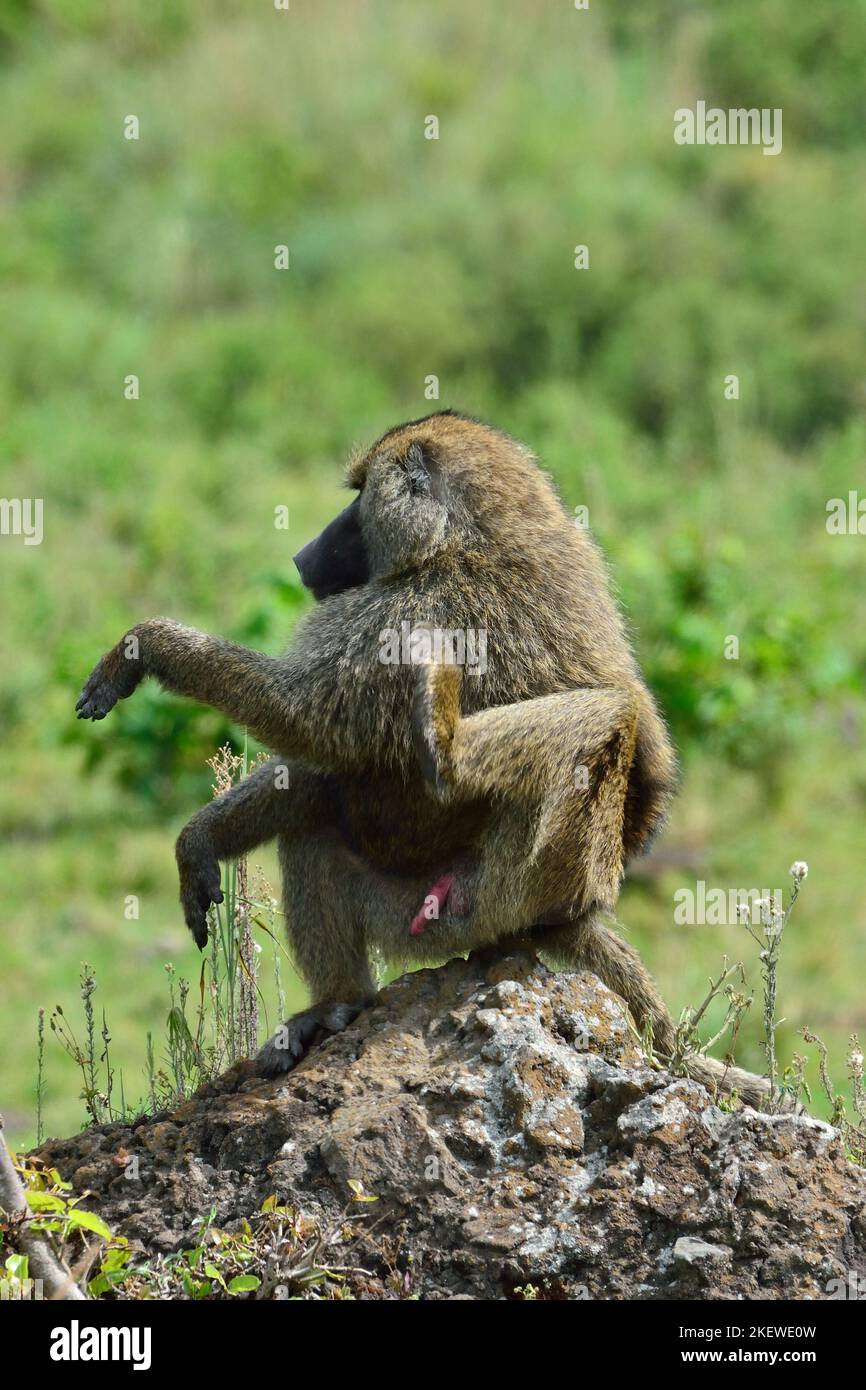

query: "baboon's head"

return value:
[293, 411, 569, 598]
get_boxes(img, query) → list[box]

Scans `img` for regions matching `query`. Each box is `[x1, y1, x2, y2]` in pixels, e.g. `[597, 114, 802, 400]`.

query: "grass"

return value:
[10, 748, 305, 1146]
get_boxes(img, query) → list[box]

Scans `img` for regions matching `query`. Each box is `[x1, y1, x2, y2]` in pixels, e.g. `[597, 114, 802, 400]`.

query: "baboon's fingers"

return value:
[179, 856, 223, 949]
[75, 668, 122, 720]
[181, 892, 211, 950]
[76, 642, 144, 721]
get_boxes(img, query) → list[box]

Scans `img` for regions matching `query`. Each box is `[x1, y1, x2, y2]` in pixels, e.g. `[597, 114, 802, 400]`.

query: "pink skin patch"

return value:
[410, 873, 455, 937]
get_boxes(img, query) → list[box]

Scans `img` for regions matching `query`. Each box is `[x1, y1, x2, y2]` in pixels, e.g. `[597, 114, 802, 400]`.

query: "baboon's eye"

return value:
[403, 442, 432, 497]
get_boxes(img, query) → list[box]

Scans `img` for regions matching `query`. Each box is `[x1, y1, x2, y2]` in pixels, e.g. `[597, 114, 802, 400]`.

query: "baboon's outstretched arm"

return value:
[76, 617, 392, 769]
[77, 619, 309, 752]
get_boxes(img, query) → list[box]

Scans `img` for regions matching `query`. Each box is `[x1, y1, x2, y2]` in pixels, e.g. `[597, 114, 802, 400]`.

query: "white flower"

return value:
[790, 861, 808, 881]
[735, 902, 751, 924]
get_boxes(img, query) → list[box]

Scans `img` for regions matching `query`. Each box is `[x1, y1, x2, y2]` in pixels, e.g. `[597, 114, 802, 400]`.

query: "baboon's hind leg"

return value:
[415, 663, 780, 1109]
[258, 831, 378, 1076]
[414, 661, 640, 928]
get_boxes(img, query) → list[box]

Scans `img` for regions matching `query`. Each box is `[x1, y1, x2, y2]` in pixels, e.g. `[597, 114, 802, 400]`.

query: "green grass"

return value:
[2, 0, 866, 1147]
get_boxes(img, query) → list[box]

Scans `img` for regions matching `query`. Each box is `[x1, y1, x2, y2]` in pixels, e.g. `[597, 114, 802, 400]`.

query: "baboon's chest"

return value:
[335, 774, 490, 874]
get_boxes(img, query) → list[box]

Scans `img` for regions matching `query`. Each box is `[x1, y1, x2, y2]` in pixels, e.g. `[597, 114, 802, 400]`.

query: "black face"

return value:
[293, 495, 370, 601]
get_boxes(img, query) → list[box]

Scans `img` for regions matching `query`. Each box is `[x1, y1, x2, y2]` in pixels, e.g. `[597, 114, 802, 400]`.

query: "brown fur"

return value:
[77, 411, 771, 1102]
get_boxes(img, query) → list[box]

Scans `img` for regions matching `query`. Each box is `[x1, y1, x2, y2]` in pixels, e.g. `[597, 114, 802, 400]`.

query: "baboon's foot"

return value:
[257, 1002, 366, 1076]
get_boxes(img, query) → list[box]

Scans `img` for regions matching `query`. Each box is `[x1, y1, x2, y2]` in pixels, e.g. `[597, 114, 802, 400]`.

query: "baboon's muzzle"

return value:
[293, 495, 370, 601]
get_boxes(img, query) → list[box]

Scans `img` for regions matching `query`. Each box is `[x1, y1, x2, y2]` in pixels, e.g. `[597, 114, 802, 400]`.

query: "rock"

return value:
[672, 1236, 733, 1266]
[33, 952, 866, 1300]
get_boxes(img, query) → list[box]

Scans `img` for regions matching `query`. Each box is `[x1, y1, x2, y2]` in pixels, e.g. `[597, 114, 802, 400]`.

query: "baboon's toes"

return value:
[257, 1002, 364, 1076]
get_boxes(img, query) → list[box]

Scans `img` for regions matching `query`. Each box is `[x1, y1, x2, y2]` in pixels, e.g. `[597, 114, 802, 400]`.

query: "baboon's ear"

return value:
[403, 441, 439, 499]
[366, 437, 448, 575]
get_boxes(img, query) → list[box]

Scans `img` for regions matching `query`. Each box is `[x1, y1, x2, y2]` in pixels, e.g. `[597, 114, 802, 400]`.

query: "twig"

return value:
[0, 1113, 86, 1300]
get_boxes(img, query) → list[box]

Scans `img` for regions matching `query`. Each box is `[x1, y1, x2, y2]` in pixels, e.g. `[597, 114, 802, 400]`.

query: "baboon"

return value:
[77, 410, 768, 1102]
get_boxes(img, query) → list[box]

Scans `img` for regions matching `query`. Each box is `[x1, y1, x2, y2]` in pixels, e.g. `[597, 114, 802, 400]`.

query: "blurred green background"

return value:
[2, 0, 866, 1147]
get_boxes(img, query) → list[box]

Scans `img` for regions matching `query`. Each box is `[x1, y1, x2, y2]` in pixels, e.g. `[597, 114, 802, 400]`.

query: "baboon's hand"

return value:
[176, 836, 223, 949]
[76, 639, 143, 721]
